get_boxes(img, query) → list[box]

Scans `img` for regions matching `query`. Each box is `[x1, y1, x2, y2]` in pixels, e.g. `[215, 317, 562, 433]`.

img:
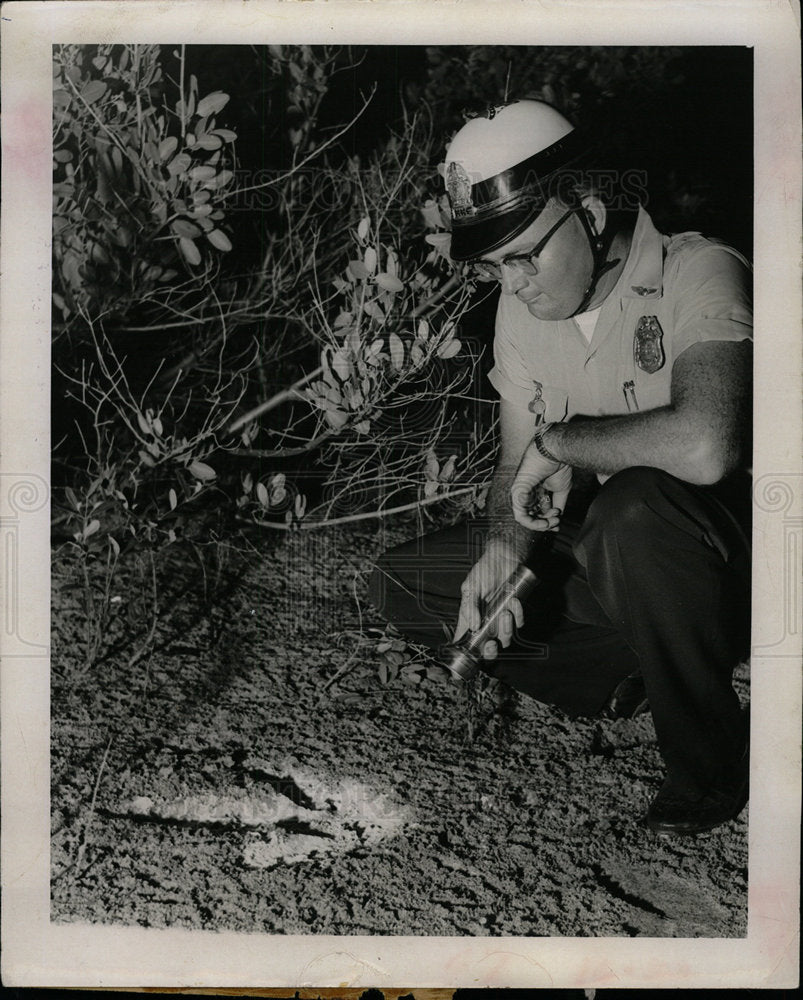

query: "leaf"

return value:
[188, 460, 216, 481]
[179, 236, 201, 266]
[436, 338, 461, 359]
[440, 455, 457, 482]
[333, 310, 353, 330]
[424, 480, 440, 498]
[81, 79, 108, 104]
[347, 259, 370, 281]
[325, 408, 348, 430]
[425, 232, 452, 253]
[357, 217, 370, 242]
[363, 300, 384, 322]
[53, 149, 73, 163]
[168, 488, 178, 510]
[388, 332, 405, 370]
[354, 420, 370, 434]
[84, 519, 101, 539]
[194, 133, 223, 151]
[331, 349, 352, 382]
[108, 535, 120, 557]
[424, 451, 440, 479]
[420, 199, 444, 229]
[189, 165, 217, 182]
[363, 246, 377, 275]
[375, 272, 404, 293]
[167, 152, 192, 176]
[213, 128, 238, 143]
[171, 218, 202, 239]
[210, 169, 233, 189]
[294, 494, 307, 518]
[159, 136, 178, 161]
[417, 319, 430, 341]
[410, 342, 425, 368]
[207, 229, 232, 252]
[136, 411, 151, 435]
[196, 91, 230, 117]
[256, 482, 269, 507]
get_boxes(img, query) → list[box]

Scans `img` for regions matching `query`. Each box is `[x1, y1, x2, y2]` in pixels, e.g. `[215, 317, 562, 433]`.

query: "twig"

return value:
[223, 274, 463, 437]
[251, 484, 477, 531]
[72, 734, 114, 874]
[319, 571, 365, 698]
[222, 85, 377, 199]
[225, 365, 323, 434]
[126, 550, 159, 670]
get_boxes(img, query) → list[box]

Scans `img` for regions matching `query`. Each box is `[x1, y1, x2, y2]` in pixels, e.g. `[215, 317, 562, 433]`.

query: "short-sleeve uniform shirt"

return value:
[488, 207, 752, 422]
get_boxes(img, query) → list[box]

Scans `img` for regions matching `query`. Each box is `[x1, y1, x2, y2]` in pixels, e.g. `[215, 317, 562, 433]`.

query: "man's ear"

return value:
[580, 194, 606, 238]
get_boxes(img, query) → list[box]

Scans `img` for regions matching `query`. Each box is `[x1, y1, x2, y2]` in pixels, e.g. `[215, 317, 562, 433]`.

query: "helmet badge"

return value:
[446, 161, 476, 219]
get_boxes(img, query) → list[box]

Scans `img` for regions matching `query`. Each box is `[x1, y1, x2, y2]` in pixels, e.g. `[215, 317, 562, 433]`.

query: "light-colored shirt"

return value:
[488, 207, 753, 422]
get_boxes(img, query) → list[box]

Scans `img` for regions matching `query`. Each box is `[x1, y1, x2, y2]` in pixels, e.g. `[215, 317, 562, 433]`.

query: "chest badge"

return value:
[528, 380, 546, 426]
[634, 315, 665, 374]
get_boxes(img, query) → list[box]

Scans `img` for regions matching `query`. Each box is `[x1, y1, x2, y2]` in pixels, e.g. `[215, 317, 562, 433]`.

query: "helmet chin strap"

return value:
[572, 207, 621, 316]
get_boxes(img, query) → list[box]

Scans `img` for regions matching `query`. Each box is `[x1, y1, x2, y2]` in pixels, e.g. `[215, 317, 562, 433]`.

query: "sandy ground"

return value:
[51, 520, 749, 936]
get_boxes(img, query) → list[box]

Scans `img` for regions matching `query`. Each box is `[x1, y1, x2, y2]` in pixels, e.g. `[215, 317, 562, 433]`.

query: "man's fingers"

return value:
[482, 639, 499, 661]
[513, 508, 559, 532]
[456, 589, 481, 639]
[551, 489, 571, 515]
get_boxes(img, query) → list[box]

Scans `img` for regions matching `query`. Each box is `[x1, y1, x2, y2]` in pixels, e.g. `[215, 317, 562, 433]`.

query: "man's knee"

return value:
[581, 466, 674, 542]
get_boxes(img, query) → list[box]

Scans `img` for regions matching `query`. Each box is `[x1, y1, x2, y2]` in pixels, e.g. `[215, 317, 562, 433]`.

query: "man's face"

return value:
[483, 201, 595, 320]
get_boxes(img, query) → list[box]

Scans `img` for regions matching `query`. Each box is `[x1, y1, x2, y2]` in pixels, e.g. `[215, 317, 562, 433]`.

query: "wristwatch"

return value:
[532, 422, 559, 462]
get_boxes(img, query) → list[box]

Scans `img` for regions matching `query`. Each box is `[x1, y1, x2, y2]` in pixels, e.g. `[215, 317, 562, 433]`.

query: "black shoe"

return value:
[647, 759, 750, 837]
[600, 672, 649, 720]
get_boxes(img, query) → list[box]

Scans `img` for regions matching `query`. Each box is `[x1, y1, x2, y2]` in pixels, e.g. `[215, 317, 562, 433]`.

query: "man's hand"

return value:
[454, 540, 522, 661]
[510, 442, 572, 531]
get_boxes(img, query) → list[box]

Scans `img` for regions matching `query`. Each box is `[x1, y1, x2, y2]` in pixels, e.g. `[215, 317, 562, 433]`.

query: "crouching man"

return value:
[369, 100, 753, 836]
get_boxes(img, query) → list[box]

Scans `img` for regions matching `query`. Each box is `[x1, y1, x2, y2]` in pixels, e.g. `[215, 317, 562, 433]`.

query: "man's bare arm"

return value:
[544, 339, 752, 485]
[485, 397, 566, 557]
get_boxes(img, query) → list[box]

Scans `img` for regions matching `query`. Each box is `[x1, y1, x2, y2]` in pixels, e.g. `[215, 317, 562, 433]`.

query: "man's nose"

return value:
[500, 262, 529, 295]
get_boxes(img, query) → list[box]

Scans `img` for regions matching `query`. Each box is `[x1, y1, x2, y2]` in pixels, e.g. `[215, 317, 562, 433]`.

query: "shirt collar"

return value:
[617, 206, 664, 301]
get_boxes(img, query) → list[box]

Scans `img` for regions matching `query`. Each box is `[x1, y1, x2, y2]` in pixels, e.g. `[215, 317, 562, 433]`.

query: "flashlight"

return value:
[439, 563, 540, 682]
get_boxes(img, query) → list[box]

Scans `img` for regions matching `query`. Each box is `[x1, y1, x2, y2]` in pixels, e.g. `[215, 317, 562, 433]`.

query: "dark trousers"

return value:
[368, 467, 752, 797]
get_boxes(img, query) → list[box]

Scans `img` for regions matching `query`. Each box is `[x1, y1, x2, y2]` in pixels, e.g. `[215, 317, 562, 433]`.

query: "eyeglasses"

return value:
[465, 208, 577, 282]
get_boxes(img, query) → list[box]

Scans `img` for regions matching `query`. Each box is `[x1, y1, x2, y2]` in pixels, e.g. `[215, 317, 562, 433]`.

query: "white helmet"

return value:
[444, 100, 589, 260]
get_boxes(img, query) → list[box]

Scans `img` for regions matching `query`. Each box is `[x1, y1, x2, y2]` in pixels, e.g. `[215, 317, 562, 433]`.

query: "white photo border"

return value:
[1, 0, 800, 989]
